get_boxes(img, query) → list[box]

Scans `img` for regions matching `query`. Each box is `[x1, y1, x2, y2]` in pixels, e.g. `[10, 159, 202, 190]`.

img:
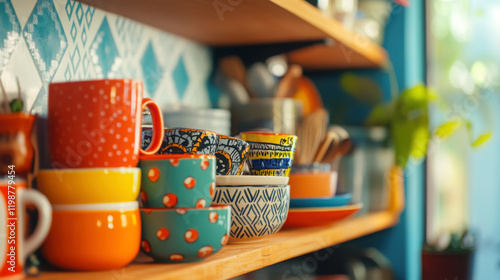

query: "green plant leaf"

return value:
[435, 119, 462, 139]
[365, 103, 394, 126]
[472, 132, 492, 147]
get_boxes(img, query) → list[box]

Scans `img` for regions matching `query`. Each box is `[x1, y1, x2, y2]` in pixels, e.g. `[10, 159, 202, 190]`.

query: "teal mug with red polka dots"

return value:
[140, 205, 230, 263]
[138, 154, 216, 208]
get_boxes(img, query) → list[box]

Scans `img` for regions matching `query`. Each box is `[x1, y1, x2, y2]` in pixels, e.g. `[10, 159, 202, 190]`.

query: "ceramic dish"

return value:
[283, 204, 363, 228]
[215, 175, 289, 186]
[289, 193, 352, 208]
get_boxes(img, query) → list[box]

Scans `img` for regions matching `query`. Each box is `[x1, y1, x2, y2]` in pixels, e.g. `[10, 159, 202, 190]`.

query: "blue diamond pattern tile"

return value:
[64, 66, 71, 80]
[90, 18, 120, 78]
[23, 0, 68, 84]
[85, 6, 94, 27]
[115, 17, 125, 36]
[70, 47, 80, 72]
[0, 0, 21, 73]
[75, 2, 83, 25]
[140, 41, 163, 95]
[81, 26, 87, 45]
[65, 0, 75, 19]
[82, 51, 90, 73]
[173, 54, 189, 99]
[70, 22, 77, 41]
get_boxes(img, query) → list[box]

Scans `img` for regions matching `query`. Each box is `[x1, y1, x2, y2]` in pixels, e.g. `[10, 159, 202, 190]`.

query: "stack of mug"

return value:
[36, 79, 165, 270]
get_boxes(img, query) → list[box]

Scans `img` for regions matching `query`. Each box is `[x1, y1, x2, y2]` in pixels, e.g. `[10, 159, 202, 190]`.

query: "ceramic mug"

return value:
[48, 79, 164, 169]
[240, 132, 298, 177]
[0, 114, 36, 176]
[138, 154, 216, 208]
[42, 202, 140, 270]
[215, 135, 250, 175]
[0, 178, 52, 279]
[142, 128, 219, 155]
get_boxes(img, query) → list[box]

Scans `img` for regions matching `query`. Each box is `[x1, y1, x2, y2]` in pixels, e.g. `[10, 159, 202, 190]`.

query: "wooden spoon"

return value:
[275, 64, 302, 98]
[313, 130, 339, 163]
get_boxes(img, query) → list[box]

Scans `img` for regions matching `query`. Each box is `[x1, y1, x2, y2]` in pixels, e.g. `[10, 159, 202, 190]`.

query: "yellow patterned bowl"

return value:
[240, 132, 298, 177]
[37, 168, 141, 204]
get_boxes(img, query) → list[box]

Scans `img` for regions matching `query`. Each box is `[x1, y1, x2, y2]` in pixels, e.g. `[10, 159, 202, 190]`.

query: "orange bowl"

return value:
[42, 202, 140, 270]
[289, 171, 337, 199]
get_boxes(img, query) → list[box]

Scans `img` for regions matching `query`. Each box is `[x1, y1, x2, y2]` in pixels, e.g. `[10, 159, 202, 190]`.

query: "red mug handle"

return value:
[140, 98, 164, 155]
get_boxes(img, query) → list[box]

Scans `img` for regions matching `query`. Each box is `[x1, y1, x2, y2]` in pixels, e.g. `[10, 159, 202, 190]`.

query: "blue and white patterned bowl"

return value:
[212, 184, 290, 243]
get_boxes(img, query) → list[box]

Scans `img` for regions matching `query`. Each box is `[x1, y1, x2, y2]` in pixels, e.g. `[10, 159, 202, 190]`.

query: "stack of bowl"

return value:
[138, 152, 230, 263]
[38, 79, 166, 270]
[212, 132, 297, 243]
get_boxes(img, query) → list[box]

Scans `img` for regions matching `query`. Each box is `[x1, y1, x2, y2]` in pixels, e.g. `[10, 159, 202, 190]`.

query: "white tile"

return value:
[10, 0, 36, 28]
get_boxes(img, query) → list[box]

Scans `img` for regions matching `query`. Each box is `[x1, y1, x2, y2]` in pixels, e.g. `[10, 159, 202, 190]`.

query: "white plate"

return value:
[216, 175, 289, 186]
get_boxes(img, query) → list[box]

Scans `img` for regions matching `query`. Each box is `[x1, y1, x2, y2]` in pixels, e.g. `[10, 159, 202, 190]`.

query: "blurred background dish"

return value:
[283, 204, 363, 228]
[290, 193, 352, 208]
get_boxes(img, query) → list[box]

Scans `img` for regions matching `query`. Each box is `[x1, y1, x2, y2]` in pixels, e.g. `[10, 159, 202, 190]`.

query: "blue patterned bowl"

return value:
[140, 206, 231, 263]
[212, 184, 290, 243]
[138, 154, 216, 208]
[142, 128, 219, 155]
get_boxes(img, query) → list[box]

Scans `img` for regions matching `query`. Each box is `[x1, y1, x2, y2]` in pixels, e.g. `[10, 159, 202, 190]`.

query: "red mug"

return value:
[48, 79, 164, 168]
[0, 178, 52, 279]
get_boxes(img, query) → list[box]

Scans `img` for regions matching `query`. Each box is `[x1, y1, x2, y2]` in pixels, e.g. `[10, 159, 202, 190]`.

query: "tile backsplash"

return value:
[0, 0, 214, 116]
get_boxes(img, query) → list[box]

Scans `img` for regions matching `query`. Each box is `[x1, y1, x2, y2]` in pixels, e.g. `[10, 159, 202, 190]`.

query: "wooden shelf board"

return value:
[31, 211, 400, 280]
[76, 0, 387, 69]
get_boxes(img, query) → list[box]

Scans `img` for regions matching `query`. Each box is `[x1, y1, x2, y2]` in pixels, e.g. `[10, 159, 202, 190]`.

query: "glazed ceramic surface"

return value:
[289, 170, 337, 199]
[215, 135, 250, 175]
[140, 206, 231, 263]
[213, 185, 290, 243]
[289, 193, 352, 208]
[142, 128, 219, 155]
[0, 113, 36, 175]
[283, 204, 363, 228]
[37, 167, 140, 204]
[0, 179, 51, 279]
[240, 132, 297, 177]
[138, 154, 216, 208]
[42, 202, 140, 270]
[215, 175, 289, 186]
[48, 79, 164, 169]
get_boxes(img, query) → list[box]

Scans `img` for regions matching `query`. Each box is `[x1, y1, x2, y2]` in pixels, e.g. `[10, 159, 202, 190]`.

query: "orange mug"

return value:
[0, 114, 36, 176]
[48, 79, 164, 168]
[0, 179, 52, 279]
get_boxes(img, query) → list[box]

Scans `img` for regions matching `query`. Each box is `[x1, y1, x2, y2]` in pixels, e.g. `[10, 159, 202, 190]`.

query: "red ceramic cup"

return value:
[48, 79, 164, 168]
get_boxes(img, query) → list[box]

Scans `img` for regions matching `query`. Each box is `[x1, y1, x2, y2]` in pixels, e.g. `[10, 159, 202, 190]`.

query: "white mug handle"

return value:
[22, 189, 52, 257]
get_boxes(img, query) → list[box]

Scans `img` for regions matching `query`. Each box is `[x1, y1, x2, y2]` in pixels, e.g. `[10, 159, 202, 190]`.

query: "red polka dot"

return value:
[184, 229, 199, 243]
[221, 234, 229, 246]
[140, 190, 148, 203]
[148, 167, 160, 182]
[209, 212, 218, 223]
[196, 199, 206, 208]
[144, 209, 152, 214]
[209, 182, 215, 197]
[176, 209, 187, 215]
[198, 246, 213, 258]
[200, 159, 210, 170]
[157, 228, 170, 241]
[141, 240, 151, 253]
[163, 194, 178, 208]
[170, 254, 184, 262]
[184, 177, 196, 189]
[169, 159, 180, 166]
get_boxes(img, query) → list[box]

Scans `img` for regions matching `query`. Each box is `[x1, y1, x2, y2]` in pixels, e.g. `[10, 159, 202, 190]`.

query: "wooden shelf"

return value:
[31, 167, 404, 280]
[77, 0, 387, 69]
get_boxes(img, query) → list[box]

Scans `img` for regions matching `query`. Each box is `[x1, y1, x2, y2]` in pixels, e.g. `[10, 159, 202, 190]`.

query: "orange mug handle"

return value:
[140, 98, 164, 155]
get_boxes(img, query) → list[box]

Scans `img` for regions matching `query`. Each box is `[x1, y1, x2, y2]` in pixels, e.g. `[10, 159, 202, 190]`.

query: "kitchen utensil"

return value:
[247, 62, 277, 98]
[48, 79, 164, 169]
[142, 128, 219, 155]
[321, 126, 352, 163]
[140, 205, 231, 263]
[283, 203, 363, 228]
[290, 193, 352, 208]
[42, 202, 140, 270]
[313, 130, 340, 163]
[296, 109, 329, 164]
[274, 64, 303, 98]
[216, 135, 250, 175]
[37, 167, 140, 204]
[213, 184, 289, 243]
[223, 78, 251, 104]
[0, 179, 52, 279]
[138, 154, 216, 208]
[240, 132, 298, 177]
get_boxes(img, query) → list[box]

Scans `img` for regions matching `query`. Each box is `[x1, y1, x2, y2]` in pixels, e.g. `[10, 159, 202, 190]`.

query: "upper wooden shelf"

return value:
[77, 0, 388, 69]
